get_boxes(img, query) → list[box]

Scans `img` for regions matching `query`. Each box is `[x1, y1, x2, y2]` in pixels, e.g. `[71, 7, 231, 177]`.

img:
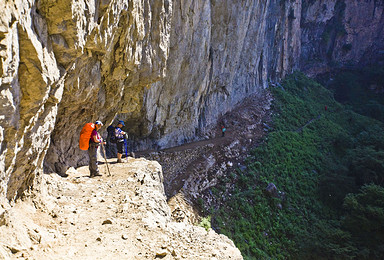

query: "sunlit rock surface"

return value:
[0, 0, 383, 200]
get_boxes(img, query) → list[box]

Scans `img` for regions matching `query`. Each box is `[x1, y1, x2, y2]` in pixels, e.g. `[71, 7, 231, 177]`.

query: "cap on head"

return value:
[118, 120, 125, 126]
[95, 120, 103, 126]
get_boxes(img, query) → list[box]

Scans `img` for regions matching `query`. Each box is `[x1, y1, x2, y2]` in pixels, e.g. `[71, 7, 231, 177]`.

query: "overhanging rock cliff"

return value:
[1, 0, 384, 200]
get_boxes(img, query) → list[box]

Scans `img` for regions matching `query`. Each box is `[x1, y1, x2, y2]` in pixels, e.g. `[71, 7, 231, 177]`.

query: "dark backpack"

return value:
[107, 125, 117, 143]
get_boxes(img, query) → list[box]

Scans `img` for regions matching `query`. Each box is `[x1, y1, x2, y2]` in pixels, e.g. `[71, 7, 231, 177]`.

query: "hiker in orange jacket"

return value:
[88, 121, 105, 177]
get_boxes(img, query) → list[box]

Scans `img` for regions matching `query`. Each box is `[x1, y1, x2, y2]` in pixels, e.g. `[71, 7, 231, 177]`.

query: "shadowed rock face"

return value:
[300, 0, 384, 75]
[0, 0, 383, 200]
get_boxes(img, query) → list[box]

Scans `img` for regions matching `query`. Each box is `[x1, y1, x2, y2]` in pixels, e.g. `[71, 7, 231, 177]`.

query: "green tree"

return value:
[343, 184, 384, 259]
[347, 146, 384, 186]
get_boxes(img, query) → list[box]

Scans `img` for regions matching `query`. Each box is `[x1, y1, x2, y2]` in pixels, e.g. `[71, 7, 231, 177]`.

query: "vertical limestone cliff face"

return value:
[122, 0, 302, 148]
[0, 0, 384, 200]
[45, 0, 302, 175]
[301, 0, 384, 75]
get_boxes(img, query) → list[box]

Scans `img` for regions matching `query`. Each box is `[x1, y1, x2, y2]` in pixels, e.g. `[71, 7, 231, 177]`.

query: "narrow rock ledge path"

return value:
[0, 158, 242, 259]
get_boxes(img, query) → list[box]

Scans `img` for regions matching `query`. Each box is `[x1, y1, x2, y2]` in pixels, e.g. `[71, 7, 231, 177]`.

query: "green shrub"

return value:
[198, 216, 211, 231]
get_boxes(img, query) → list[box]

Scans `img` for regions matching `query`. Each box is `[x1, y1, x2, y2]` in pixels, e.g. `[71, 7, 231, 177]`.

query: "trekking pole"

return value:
[100, 142, 111, 176]
[124, 133, 128, 161]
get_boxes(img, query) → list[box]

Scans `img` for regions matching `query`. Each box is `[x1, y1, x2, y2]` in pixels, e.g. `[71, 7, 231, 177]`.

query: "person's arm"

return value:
[116, 128, 126, 136]
[92, 131, 103, 143]
[92, 131, 99, 143]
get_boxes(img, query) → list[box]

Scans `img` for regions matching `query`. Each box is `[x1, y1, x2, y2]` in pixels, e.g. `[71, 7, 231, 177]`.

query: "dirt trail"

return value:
[141, 91, 273, 201]
[25, 159, 155, 258]
[137, 134, 229, 157]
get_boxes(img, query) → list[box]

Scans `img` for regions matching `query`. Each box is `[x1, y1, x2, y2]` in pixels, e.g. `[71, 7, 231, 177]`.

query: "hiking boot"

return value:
[117, 159, 122, 163]
[90, 172, 102, 177]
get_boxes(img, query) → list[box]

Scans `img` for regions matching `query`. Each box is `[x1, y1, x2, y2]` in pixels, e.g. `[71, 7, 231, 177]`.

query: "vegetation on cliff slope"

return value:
[209, 71, 384, 259]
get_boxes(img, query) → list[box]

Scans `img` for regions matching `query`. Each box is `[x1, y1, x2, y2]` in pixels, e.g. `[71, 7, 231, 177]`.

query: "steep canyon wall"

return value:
[1, 0, 383, 200]
[301, 0, 384, 75]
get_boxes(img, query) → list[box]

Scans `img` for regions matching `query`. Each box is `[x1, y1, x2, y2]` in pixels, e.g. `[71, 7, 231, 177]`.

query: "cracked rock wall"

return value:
[1, 0, 384, 200]
[1, 0, 172, 200]
[137, 0, 302, 149]
[0, 0, 63, 200]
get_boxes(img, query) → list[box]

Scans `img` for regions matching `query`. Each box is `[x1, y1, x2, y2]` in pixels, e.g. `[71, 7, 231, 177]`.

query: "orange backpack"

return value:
[79, 123, 95, 150]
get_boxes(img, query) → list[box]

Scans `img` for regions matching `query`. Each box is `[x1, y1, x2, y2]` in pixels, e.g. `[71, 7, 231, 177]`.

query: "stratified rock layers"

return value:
[1, 0, 384, 200]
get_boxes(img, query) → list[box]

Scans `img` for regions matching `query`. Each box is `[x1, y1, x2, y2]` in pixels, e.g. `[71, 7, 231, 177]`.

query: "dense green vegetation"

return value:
[209, 71, 384, 259]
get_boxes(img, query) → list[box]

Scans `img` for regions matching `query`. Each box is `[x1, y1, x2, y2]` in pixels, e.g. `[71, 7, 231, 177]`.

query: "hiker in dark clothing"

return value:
[115, 120, 127, 163]
[106, 125, 117, 158]
[221, 125, 226, 137]
[89, 120, 105, 177]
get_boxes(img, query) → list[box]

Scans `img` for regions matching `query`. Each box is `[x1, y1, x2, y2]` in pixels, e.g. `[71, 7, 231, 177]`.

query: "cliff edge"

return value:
[0, 157, 242, 259]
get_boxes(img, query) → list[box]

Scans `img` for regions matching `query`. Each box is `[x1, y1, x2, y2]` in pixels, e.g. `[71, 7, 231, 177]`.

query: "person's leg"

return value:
[88, 147, 93, 176]
[117, 141, 123, 162]
[93, 145, 101, 176]
[88, 144, 98, 176]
